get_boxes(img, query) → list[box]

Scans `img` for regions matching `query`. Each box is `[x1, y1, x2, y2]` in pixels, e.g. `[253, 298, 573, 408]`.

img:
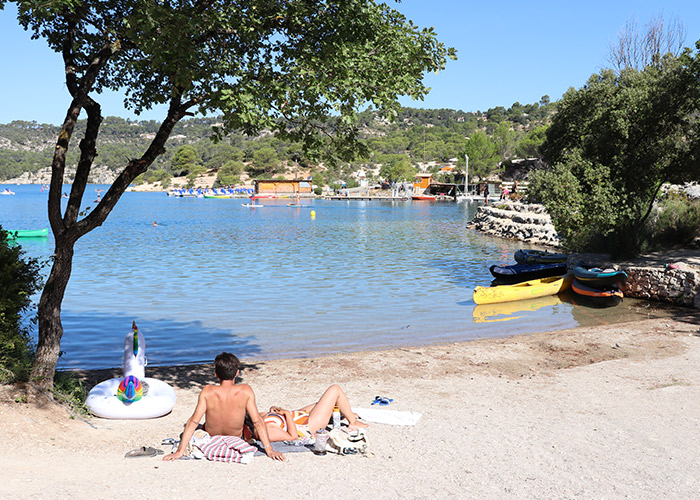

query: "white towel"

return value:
[352, 407, 422, 426]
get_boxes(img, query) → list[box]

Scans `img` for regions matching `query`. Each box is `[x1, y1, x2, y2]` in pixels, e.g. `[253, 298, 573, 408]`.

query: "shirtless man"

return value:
[163, 352, 284, 461]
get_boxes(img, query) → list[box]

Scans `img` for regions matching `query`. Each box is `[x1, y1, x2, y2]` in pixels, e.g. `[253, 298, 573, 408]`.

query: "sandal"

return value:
[371, 396, 393, 406]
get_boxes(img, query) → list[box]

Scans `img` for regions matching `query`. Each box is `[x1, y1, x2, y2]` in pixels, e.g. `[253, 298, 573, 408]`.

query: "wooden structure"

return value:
[413, 173, 432, 194]
[254, 179, 313, 195]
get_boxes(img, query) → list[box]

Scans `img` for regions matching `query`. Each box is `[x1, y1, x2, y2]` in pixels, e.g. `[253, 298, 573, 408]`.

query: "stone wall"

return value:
[625, 266, 700, 308]
[469, 201, 561, 247]
[572, 255, 700, 308]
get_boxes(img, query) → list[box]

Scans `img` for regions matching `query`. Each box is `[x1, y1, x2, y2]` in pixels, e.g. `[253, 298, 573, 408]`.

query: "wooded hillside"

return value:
[0, 101, 552, 185]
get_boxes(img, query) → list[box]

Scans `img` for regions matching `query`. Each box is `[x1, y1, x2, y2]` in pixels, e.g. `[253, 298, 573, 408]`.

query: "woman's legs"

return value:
[303, 384, 368, 433]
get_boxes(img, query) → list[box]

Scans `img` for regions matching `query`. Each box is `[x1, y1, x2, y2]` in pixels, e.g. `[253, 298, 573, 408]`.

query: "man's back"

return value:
[201, 382, 251, 437]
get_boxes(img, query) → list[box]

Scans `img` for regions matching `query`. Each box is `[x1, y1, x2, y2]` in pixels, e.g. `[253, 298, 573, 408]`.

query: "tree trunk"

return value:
[30, 241, 75, 392]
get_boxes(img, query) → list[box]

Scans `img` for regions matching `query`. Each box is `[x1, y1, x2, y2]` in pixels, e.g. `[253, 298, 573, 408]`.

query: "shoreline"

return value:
[4, 312, 700, 498]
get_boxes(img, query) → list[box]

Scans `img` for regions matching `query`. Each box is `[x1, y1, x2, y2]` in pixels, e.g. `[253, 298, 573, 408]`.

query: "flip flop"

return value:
[371, 396, 393, 406]
[125, 446, 163, 458]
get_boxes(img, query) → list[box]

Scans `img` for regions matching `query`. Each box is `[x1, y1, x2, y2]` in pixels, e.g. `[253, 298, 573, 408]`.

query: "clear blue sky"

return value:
[1, 0, 699, 125]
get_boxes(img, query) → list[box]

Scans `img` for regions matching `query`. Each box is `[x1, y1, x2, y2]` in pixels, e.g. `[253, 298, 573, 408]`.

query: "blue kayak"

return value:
[489, 262, 568, 283]
[514, 249, 568, 265]
[573, 264, 627, 289]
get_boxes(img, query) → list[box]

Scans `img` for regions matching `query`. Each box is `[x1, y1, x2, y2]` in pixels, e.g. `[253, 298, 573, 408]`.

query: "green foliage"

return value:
[171, 145, 201, 175]
[52, 371, 89, 417]
[645, 194, 700, 249]
[529, 153, 620, 251]
[379, 155, 416, 182]
[0, 227, 43, 383]
[248, 147, 280, 178]
[492, 121, 516, 162]
[463, 130, 499, 179]
[539, 46, 700, 255]
[515, 124, 548, 158]
[217, 160, 244, 186]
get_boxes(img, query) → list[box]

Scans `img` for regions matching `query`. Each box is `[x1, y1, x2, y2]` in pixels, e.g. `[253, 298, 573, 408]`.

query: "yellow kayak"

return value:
[472, 295, 563, 323]
[473, 274, 573, 305]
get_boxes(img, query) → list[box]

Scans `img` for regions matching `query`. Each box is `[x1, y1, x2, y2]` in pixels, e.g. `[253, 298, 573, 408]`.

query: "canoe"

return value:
[203, 194, 233, 199]
[573, 264, 627, 289]
[473, 273, 573, 305]
[473, 295, 563, 323]
[412, 195, 436, 201]
[6, 228, 49, 239]
[489, 262, 567, 283]
[571, 278, 623, 307]
[514, 249, 568, 265]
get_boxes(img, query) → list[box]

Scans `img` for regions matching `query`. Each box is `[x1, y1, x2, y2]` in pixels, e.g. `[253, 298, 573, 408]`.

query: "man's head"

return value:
[214, 352, 240, 381]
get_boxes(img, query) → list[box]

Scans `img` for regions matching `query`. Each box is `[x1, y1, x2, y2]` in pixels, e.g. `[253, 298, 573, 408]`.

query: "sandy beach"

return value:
[2, 311, 700, 499]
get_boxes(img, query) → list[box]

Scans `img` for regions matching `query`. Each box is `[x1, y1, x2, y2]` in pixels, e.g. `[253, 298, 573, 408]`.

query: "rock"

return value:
[470, 202, 561, 247]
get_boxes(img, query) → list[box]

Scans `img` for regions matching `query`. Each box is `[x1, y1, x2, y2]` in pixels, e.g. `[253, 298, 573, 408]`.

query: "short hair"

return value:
[214, 352, 240, 380]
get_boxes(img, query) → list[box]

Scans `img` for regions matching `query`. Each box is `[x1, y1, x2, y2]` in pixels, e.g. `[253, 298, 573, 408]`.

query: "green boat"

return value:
[5, 228, 49, 239]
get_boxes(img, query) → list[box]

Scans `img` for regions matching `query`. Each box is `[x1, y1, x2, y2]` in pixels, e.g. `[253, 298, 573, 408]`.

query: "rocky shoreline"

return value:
[469, 201, 700, 308]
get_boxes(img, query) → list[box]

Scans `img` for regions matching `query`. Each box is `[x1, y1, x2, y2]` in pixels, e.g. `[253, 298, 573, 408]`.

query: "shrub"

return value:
[0, 227, 43, 383]
[645, 194, 700, 249]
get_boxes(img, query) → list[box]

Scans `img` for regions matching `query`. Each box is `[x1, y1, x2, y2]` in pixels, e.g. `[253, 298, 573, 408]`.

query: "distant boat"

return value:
[6, 228, 49, 240]
[1, 188, 15, 195]
[412, 195, 436, 201]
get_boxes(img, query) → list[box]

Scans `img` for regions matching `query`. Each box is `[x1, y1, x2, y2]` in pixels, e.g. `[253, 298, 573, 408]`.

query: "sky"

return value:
[1, 0, 699, 125]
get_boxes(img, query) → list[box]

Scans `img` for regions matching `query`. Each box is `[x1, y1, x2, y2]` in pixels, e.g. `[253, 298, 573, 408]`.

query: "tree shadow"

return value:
[57, 312, 263, 390]
[70, 361, 263, 391]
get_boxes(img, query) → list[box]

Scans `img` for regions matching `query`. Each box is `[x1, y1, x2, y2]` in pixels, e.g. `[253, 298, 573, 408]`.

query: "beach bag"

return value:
[326, 428, 368, 455]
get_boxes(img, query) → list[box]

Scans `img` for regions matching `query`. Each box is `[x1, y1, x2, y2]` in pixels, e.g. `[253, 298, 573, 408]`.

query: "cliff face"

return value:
[469, 201, 561, 247]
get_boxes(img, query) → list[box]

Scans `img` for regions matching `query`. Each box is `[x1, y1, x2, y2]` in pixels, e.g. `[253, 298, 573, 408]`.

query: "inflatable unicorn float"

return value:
[86, 322, 176, 419]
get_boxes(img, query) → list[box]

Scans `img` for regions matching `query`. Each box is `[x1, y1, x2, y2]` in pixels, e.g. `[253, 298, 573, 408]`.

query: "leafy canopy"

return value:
[11, 0, 455, 163]
[462, 130, 498, 180]
[533, 43, 700, 255]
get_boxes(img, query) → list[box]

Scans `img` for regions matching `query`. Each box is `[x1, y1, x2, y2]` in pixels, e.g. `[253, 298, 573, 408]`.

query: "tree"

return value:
[536, 44, 700, 255]
[515, 124, 548, 158]
[249, 147, 280, 178]
[217, 160, 244, 186]
[462, 131, 499, 180]
[492, 121, 516, 162]
[171, 145, 202, 176]
[6, 0, 455, 391]
[379, 155, 416, 182]
[607, 14, 686, 73]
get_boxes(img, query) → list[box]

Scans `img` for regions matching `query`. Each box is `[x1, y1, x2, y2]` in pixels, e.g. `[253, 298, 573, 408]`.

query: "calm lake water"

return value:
[1, 184, 676, 370]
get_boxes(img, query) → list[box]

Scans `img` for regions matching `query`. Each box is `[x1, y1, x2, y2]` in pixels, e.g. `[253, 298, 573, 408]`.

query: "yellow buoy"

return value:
[310, 210, 316, 218]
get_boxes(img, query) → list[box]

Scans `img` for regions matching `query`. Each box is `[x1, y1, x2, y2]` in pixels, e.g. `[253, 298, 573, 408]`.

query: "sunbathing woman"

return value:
[252, 384, 369, 442]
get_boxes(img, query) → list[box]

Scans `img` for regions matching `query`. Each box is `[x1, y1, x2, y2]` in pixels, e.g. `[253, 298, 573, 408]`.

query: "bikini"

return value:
[264, 410, 311, 437]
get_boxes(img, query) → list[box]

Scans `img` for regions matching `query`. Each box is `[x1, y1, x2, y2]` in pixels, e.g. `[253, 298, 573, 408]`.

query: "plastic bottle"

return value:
[332, 406, 341, 429]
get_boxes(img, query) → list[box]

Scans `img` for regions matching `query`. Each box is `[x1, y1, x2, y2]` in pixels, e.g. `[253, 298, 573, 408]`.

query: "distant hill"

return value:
[0, 102, 553, 185]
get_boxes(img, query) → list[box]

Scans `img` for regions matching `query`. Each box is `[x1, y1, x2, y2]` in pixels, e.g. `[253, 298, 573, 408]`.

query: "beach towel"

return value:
[197, 435, 257, 464]
[253, 440, 313, 456]
[352, 407, 422, 426]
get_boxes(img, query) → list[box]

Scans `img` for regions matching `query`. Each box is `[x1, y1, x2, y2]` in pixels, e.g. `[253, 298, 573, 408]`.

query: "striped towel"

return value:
[198, 435, 257, 464]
